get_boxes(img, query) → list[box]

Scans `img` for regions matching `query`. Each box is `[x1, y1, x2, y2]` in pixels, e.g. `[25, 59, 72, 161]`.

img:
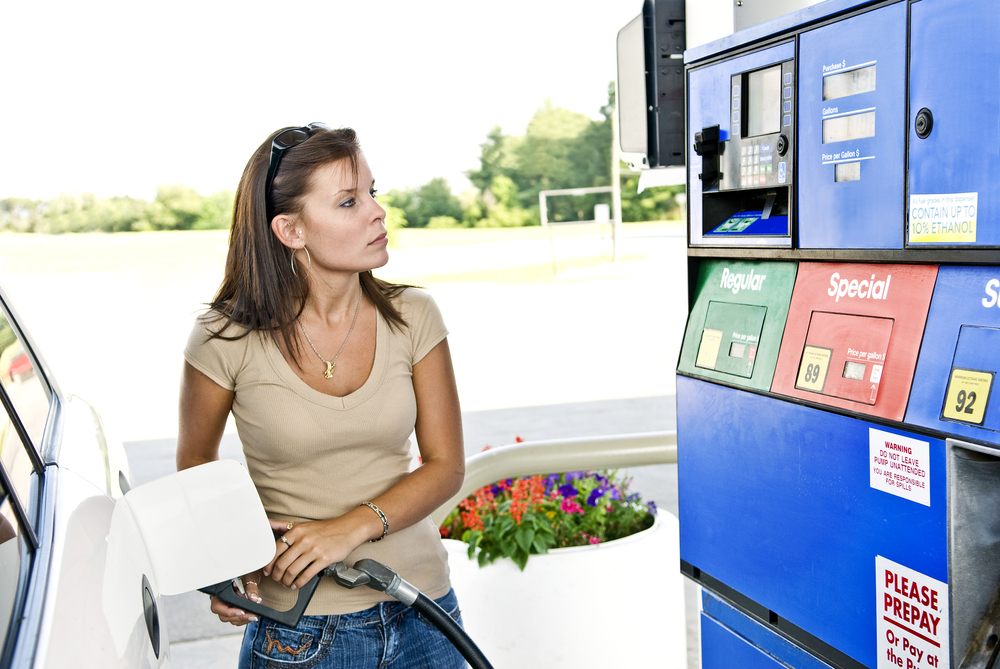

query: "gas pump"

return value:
[640, 0, 1000, 667]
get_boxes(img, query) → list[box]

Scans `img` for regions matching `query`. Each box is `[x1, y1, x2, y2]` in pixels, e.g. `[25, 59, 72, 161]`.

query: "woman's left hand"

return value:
[264, 514, 378, 590]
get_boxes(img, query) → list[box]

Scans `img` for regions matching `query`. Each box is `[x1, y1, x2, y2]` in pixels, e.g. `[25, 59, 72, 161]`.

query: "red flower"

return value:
[460, 507, 483, 531]
[515, 436, 524, 443]
[458, 488, 494, 532]
[509, 475, 546, 524]
[439, 526, 451, 538]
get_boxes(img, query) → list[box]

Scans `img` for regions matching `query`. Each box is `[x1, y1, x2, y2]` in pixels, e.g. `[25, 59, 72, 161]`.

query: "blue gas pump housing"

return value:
[667, 1, 1000, 667]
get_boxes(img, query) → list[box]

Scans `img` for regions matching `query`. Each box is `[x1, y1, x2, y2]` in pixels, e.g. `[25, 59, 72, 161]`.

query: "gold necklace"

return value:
[297, 286, 363, 379]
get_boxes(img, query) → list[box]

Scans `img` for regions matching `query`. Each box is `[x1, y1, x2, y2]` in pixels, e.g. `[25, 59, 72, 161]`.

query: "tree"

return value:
[467, 125, 514, 193]
[466, 96, 616, 225]
[196, 190, 235, 230]
[1, 187, 234, 233]
[477, 176, 533, 228]
[0, 198, 40, 232]
[413, 178, 462, 227]
[381, 178, 462, 228]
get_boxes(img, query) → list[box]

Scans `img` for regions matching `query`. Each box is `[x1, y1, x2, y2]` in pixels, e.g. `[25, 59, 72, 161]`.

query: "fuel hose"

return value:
[338, 559, 495, 669]
[201, 559, 494, 669]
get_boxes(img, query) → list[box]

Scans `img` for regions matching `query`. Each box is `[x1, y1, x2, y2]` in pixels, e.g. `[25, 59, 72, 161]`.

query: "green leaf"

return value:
[512, 549, 529, 571]
[533, 531, 555, 554]
[515, 526, 535, 553]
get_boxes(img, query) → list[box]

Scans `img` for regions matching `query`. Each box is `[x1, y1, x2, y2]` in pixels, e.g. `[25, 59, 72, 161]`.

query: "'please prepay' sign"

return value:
[876, 556, 948, 669]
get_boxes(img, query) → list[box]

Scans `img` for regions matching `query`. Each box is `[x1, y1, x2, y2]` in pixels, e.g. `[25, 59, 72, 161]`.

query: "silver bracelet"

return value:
[361, 501, 389, 542]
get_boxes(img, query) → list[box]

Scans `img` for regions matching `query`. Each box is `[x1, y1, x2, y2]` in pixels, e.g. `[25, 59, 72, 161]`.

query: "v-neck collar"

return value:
[263, 311, 387, 410]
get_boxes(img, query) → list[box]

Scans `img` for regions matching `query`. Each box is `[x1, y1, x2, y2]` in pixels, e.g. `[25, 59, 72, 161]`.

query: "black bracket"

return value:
[694, 125, 722, 191]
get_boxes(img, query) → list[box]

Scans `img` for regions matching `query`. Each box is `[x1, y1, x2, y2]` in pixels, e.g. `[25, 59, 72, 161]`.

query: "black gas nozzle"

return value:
[351, 559, 397, 591]
[694, 125, 722, 191]
[203, 558, 494, 669]
[323, 561, 371, 588]
[198, 574, 320, 628]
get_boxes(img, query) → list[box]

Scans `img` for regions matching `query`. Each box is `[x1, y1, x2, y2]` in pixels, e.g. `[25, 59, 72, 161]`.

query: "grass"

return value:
[390, 254, 647, 285]
[0, 229, 231, 275]
[0, 221, 680, 283]
[390, 220, 682, 249]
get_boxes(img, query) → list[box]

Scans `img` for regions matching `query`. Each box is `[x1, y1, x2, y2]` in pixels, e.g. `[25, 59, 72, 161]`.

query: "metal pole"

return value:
[611, 107, 624, 264]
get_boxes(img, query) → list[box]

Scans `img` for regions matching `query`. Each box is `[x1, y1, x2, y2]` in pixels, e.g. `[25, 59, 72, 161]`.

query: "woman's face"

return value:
[295, 153, 389, 276]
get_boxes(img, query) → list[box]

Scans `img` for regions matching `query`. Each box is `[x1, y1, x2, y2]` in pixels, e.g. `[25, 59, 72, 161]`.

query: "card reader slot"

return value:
[703, 187, 790, 237]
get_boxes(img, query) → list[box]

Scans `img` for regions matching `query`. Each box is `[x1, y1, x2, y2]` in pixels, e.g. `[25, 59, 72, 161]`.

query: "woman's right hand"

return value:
[209, 571, 263, 626]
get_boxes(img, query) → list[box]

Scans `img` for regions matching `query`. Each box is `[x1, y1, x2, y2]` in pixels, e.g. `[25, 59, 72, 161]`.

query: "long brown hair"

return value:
[208, 125, 410, 363]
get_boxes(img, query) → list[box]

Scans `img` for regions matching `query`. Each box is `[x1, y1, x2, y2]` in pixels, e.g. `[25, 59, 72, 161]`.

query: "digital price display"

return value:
[835, 162, 861, 182]
[823, 110, 875, 144]
[823, 64, 876, 100]
[843, 360, 866, 380]
[747, 65, 782, 137]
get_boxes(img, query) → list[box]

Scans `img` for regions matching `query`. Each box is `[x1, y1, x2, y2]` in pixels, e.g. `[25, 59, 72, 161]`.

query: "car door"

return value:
[0, 289, 56, 668]
[0, 286, 168, 669]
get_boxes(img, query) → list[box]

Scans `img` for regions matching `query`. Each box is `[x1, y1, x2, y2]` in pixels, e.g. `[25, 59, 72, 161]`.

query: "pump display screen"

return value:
[746, 66, 782, 137]
[823, 110, 875, 143]
[843, 360, 866, 380]
[823, 65, 876, 100]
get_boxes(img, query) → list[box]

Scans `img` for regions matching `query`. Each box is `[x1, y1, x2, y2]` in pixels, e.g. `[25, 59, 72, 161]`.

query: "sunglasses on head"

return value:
[264, 122, 330, 197]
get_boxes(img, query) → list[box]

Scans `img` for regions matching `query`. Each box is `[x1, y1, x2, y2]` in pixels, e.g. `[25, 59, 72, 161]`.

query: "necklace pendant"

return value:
[324, 361, 335, 379]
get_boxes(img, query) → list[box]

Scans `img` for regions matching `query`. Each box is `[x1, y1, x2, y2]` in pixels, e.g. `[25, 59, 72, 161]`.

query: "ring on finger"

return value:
[244, 580, 258, 587]
[280, 535, 289, 545]
[287, 521, 294, 531]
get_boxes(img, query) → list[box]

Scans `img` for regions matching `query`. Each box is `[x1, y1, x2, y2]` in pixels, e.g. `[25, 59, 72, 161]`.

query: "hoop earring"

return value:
[290, 247, 312, 278]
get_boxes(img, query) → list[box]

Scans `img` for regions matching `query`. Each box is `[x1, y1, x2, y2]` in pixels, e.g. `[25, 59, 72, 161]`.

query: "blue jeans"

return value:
[238, 588, 467, 668]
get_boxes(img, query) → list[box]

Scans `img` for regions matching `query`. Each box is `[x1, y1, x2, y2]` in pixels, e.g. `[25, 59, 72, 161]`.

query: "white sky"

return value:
[0, 0, 642, 201]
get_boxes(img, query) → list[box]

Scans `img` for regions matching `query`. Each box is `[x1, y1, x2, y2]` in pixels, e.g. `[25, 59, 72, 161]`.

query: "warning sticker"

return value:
[869, 429, 930, 506]
[909, 192, 977, 243]
[876, 556, 948, 669]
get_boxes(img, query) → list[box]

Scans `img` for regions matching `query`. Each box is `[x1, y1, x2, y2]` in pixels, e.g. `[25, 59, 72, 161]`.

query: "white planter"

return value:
[444, 511, 687, 668]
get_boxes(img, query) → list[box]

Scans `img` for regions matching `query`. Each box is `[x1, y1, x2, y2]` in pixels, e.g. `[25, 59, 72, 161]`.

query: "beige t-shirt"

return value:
[184, 287, 452, 615]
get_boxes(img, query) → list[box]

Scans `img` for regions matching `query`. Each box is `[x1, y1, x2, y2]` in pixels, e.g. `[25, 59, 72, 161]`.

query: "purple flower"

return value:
[566, 471, 585, 481]
[558, 483, 579, 498]
[545, 474, 561, 491]
[587, 487, 607, 507]
[626, 493, 640, 503]
[609, 486, 621, 501]
[592, 473, 610, 487]
[646, 500, 658, 515]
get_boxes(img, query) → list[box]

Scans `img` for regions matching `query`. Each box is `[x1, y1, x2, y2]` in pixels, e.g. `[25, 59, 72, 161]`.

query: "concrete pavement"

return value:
[5, 223, 696, 667]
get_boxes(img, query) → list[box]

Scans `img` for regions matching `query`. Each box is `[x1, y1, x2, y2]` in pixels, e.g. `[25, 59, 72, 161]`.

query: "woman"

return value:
[176, 124, 467, 668]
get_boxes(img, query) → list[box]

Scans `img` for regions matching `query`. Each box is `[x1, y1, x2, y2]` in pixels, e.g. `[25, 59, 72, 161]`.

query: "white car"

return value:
[0, 281, 271, 668]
